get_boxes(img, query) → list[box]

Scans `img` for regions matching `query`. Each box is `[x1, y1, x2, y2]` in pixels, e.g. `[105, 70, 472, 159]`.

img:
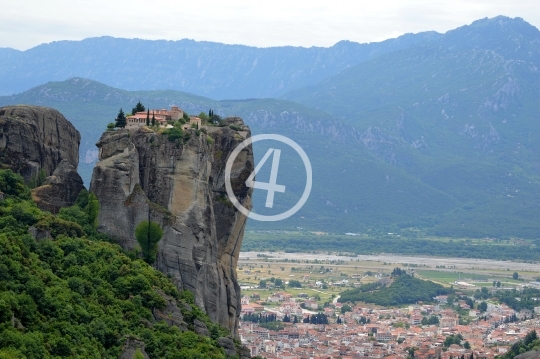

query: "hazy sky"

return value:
[2, 0, 540, 50]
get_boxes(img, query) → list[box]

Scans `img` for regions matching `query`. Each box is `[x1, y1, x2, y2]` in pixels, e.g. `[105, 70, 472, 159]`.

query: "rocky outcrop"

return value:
[90, 119, 253, 336]
[152, 291, 188, 331]
[0, 105, 80, 182]
[217, 337, 237, 357]
[31, 160, 85, 213]
[118, 337, 150, 359]
[515, 350, 540, 359]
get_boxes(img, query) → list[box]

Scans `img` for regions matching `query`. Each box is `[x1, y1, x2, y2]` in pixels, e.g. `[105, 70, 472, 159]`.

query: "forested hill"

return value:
[0, 169, 239, 358]
[283, 16, 540, 239]
[338, 273, 453, 306]
[0, 32, 439, 98]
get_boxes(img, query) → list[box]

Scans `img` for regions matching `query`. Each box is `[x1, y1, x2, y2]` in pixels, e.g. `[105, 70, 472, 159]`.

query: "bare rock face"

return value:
[90, 119, 253, 336]
[217, 337, 237, 357]
[31, 160, 85, 213]
[515, 350, 540, 359]
[0, 105, 80, 182]
[152, 291, 188, 331]
[0, 105, 84, 212]
[118, 337, 150, 359]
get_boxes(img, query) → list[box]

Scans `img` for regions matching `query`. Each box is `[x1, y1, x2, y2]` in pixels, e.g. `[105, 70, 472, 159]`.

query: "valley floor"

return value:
[237, 251, 540, 359]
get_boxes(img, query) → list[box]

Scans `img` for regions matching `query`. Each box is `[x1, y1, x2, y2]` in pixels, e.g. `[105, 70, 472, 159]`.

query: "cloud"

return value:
[1, 0, 539, 50]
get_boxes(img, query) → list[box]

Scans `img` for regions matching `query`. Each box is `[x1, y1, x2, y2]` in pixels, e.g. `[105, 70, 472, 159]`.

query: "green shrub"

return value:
[135, 220, 163, 264]
[10, 202, 39, 226]
[163, 127, 183, 142]
[36, 215, 84, 238]
[87, 193, 99, 228]
[0, 170, 29, 199]
[198, 112, 209, 121]
[75, 189, 89, 208]
[28, 169, 46, 188]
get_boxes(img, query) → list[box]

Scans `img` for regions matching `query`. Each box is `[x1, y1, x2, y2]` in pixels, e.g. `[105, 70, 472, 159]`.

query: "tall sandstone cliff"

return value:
[90, 119, 253, 336]
[0, 105, 84, 212]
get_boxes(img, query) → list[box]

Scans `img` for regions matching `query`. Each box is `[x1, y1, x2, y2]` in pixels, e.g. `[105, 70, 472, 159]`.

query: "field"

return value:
[237, 251, 540, 306]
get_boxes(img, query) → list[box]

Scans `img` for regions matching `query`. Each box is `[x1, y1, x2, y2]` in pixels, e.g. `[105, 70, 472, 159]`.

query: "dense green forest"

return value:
[338, 273, 453, 306]
[242, 231, 540, 261]
[0, 170, 230, 358]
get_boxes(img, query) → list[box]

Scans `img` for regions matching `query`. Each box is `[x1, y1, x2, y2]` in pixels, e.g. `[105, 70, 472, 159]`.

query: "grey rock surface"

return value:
[152, 291, 188, 331]
[90, 119, 253, 336]
[31, 159, 84, 213]
[118, 337, 150, 359]
[217, 337, 237, 357]
[240, 345, 252, 359]
[516, 350, 540, 359]
[0, 105, 80, 182]
[194, 319, 210, 337]
[27, 225, 52, 240]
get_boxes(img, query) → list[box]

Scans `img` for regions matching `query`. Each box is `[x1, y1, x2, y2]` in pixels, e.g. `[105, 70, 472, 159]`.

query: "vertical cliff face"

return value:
[0, 105, 80, 181]
[90, 119, 253, 336]
[0, 105, 84, 212]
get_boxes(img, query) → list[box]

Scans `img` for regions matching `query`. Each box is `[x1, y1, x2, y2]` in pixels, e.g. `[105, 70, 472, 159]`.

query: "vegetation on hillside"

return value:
[339, 271, 453, 306]
[0, 170, 230, 358]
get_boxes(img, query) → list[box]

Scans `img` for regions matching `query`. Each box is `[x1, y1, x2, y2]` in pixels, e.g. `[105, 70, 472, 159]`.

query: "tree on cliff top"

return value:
[115, 108, 126, 128]
[132, 101, 145, 115]
[135, 220, 163, 264]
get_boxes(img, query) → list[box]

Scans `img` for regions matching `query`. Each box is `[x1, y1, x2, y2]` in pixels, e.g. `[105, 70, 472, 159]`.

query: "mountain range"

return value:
[0, 32, 439, 99]
[0, 15, 538, 239]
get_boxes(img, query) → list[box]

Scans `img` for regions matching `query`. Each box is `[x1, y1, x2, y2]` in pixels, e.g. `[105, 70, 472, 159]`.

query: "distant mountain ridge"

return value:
[0, 32, 440, 98]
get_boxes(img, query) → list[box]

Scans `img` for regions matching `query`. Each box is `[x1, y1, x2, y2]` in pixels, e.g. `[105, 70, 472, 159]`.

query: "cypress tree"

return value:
[146, 109, 150, 126]
[135, 220, 163, 264]
[151, 112, 156, 126]
[132, 101, 145, 115]
[115, 108, 126, 128]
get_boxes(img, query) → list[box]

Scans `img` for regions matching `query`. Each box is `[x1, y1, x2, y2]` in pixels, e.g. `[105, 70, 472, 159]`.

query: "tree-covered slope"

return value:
[284, 16, 540, 238]
[339, 273, 453, 306]
[0, 170, 232, 358]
